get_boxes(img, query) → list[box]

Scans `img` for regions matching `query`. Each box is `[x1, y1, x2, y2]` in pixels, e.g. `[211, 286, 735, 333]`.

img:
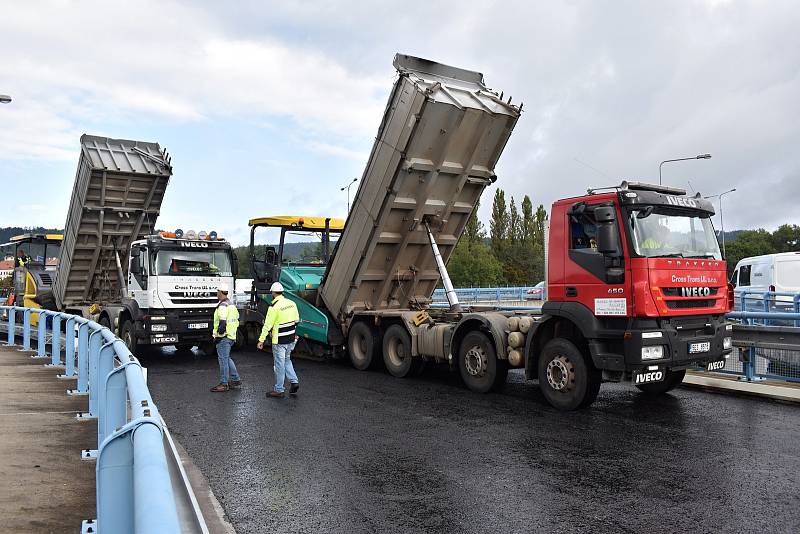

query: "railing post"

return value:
[68, 323, 90, 396]
[49, 314, 62, 367]
[96, 339, 117, 443]
[60, 317, 77, 379]
[35, 311, 48, 359]
[5, 307, 14, 346]
[100, 363, 132, 445]
[80, 329, 104, 420]
[21, 309, 32, 351]
[94, 423, 136, 532]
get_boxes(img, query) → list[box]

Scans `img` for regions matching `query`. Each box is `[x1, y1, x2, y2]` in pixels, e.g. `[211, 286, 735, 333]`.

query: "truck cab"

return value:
[0, 233, 62, 323]
[240, 216, 344, 349]
[122, 231, 236, 352]
[528, 181, 733, 409]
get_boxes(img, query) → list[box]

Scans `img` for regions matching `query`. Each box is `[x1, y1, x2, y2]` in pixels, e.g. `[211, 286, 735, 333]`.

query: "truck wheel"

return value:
[636, 369, 686, 395]
[120, 320, 138, 355]
[382, 324, 416, 378]
[458, 331, 506, 393]
[348, 321, 377, 370]
[538, 338, 601, 410]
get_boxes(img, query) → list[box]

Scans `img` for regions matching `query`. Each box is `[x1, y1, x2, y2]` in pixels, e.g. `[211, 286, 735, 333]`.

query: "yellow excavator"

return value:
[0, 233, 63, 325]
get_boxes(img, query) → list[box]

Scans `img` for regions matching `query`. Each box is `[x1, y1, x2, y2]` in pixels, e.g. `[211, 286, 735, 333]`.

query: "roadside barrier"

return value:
[727, 291, 800, 383]
[1, 306, 181, 534]
[432, 286, 539, 303]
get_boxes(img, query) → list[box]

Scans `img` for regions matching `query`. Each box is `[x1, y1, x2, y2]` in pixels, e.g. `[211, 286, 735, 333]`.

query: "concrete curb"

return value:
[682, 372, 800, 403]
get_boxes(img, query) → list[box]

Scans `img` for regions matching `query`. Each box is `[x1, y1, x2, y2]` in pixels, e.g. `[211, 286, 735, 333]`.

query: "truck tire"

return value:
[120, 320, 138, 356]
[458, 331, 508, 393]
[636, 369, 686, 395]
[348, 321, 377, 371]
[538, 338, 601, 410]
[382, 324, 417, 378]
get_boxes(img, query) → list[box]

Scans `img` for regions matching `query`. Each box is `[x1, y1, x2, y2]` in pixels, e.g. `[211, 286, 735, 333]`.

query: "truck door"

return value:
[563, 202, 630, 317]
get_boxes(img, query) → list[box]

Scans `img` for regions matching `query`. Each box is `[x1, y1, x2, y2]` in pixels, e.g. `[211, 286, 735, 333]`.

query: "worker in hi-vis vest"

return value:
[257, 282, 300, 398]
[210, 282, 242, 392]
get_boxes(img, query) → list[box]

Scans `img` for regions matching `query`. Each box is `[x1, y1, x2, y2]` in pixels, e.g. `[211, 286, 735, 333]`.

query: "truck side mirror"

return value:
[130, 254, 142, 275]
[593, 206, 619, 255]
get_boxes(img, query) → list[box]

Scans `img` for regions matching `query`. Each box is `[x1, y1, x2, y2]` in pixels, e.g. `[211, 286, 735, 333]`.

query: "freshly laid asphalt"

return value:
[144, 348, 800, 534]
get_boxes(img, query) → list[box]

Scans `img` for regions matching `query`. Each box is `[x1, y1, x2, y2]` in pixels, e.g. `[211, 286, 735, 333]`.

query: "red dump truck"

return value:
[244, 54, 733, 409]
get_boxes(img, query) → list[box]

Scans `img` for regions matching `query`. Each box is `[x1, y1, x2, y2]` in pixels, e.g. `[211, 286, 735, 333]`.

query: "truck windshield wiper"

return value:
[685, 254, 716, 259]
[649, 253, 684, 258]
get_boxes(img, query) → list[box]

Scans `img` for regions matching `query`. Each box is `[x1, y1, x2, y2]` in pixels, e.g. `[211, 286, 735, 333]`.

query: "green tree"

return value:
[464, 199, 485, 249]
[534, 204, 548, 245]
[521, 195, 535, 246]
[0, 276, 11, 290]
[490, 189, 508, 258]
[509, 196, 521, 244]
[770, 224, 800, 252]
[447, 239, 504, 287]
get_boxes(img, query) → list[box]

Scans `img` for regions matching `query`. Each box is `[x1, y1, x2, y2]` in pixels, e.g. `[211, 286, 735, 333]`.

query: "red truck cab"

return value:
[526, 181, 733, 410]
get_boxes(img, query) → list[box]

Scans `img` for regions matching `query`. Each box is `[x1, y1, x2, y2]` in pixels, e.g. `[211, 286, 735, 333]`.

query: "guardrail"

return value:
[1, 306, 182, 533]
[727, 292, 800, 383]
[431, 286, 540, 303]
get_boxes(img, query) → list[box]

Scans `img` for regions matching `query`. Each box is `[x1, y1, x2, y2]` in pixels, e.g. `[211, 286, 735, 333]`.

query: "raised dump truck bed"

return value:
[320, 54, 521, 321]
[54, 135, 172, 309]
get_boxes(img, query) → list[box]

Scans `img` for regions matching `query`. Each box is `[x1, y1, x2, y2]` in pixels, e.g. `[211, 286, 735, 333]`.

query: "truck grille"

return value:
[662, 287, 719, 297]
[666, 299, 716, 309]
[167, 292, 217, 305]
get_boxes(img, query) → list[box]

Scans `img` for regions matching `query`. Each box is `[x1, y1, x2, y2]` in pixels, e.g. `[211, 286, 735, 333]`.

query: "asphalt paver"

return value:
[145, 348, 800, 534]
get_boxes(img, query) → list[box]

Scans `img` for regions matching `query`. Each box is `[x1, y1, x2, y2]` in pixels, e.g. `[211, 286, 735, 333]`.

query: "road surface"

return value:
[145, 348, 800, 534]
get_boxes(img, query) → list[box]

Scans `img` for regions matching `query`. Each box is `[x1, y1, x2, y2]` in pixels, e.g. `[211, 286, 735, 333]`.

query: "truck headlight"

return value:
[725, 324, 733, 331]
[151, 324, 168, 332]
[723, 337, 732, 350]
[642, 332, 663, 339]
[641, 346, 664, 360]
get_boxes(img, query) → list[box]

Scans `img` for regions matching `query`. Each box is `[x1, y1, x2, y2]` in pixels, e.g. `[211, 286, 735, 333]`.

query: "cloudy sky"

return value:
[1, 0, 798, 245]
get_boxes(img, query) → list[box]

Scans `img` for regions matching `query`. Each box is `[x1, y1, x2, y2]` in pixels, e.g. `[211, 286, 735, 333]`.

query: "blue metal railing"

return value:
[431, 286, 541, 303]
[1, 306, 181, 533]
[727, 291, 800, 383]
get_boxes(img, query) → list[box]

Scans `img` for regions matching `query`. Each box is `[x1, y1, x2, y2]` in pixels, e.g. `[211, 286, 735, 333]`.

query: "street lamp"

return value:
[340, 177, 358, 213]
[704, 188, 736, 258]
[659, 153, 711, 185]
[0, 95, 11, 104]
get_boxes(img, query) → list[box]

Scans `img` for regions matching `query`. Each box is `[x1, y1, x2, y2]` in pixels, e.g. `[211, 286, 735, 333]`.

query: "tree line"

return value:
[447, 190, 548, 288]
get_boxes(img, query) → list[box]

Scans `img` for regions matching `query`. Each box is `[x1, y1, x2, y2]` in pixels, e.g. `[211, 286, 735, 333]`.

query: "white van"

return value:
[731, 252, 800, 311]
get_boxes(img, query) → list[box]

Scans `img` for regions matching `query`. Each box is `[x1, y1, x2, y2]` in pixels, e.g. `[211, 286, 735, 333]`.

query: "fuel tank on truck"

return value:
[54, 135, 172, 309]
[320, 54, 521, 321]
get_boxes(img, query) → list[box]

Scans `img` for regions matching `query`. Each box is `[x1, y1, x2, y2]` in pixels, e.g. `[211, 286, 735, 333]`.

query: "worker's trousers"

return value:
[272, 341, 298, 393]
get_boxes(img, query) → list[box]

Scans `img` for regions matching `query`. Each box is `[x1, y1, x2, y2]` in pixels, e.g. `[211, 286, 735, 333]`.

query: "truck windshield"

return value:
[153, 249, 233, 277]
[628, 208, 722, 260]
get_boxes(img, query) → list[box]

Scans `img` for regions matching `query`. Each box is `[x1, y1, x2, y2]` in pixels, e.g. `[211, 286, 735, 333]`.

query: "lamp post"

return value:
[705, 188, 736, 258]
[0, 95, 11, 104]
[340, 178, 358, 214]
[659, 153, 711, 185]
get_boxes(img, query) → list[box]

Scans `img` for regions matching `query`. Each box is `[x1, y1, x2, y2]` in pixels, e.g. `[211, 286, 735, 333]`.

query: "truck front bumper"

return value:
[590, 314, 733, 375]
[137, 308, 215, 345]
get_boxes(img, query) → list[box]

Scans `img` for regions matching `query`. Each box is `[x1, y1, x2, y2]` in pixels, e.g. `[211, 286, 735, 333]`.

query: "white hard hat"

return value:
[270, 282, 284, 293]
[217, 282, 230, 293]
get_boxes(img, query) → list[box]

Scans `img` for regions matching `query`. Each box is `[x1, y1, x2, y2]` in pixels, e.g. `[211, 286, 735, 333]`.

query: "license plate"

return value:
[688, 341, 711, 354]
[187, 323, 209, 330]
[151, 335, 178, 344]
[706, 359, 726, 371]
[633, 369, 664, 384]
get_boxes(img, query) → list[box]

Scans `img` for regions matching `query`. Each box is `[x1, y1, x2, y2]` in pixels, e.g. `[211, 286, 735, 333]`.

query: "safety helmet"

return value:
[217, 282, 230, 293]
[270, 282, 284, 293]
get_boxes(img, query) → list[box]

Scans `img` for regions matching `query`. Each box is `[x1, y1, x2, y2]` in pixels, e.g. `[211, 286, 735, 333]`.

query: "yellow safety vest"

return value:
[213, 299, 239, 340]
[258, 294, 299, 345]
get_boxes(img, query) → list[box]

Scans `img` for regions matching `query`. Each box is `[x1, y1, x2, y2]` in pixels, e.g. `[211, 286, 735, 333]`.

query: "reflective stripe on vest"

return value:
[277, 321, 296, 344]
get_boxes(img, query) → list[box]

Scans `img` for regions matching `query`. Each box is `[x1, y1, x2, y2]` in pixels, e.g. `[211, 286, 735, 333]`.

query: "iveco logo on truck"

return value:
[180, 242, 208, 248]
[682, 286, 711, 297]
[665, 195, 697, 208]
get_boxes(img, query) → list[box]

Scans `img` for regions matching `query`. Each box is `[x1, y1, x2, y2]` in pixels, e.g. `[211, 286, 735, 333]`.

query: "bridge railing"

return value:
[431, 286, 539, 303]
[1, 306, 182, 533]
[726, 291, 800, 383]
